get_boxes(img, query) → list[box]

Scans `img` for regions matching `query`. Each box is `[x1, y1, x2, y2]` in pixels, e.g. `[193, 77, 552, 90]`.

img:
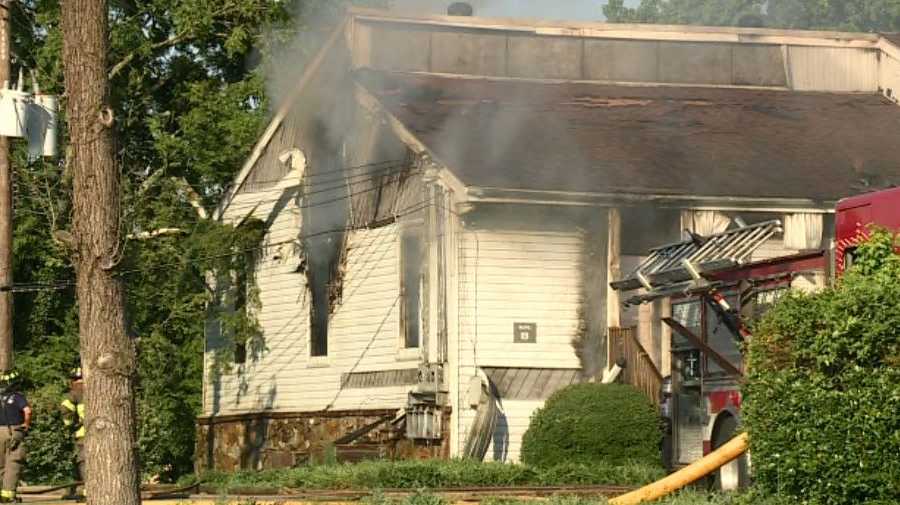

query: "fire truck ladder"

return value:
[611, 220, 783, 378]
[610, 219, 783, 304]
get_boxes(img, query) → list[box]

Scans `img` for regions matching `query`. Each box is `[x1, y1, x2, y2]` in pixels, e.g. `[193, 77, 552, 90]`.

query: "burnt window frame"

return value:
[308, 260, 332, 359]
[399, 222, 425, 351]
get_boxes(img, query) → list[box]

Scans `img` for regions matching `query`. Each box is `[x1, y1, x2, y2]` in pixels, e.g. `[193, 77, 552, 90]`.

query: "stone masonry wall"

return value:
[196, 409, 451, 471]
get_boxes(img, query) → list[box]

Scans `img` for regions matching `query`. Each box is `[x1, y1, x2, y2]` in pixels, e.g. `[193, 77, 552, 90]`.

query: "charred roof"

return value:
[360, 71, 900, 202]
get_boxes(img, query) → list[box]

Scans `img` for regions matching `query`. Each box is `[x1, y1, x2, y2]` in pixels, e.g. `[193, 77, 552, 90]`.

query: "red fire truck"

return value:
[610, 187, 900, 491]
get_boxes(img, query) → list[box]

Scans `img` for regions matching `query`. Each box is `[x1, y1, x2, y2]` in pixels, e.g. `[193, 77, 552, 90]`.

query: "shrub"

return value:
[519, 383, 662, 468]
[744, 230, 900, 505]
[197, 458, 663, 492]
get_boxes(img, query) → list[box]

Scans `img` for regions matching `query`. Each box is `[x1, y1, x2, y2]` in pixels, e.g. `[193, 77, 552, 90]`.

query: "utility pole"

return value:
[0, 0, 13, 373]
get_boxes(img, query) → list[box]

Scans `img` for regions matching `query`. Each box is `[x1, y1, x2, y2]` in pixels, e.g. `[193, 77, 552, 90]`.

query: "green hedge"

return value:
[744, 230, 900, 505]
[519, 384, 661, 468]
[196, 458, 666, 492]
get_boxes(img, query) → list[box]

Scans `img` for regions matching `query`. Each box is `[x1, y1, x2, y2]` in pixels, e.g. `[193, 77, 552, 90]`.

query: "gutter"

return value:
[466, 187, 836, 213]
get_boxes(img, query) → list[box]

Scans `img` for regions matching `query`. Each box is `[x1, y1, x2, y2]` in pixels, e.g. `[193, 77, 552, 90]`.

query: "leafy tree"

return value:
[4, 0, 380, 483]
[744, 230, 900, 504]
[603, 0, 900, 32]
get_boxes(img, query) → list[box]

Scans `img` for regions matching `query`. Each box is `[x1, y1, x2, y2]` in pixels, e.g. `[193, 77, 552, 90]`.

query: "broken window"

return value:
[309, 265, 330, 357]
[400, 226, 424, 349]
[306, 236, 347, 359]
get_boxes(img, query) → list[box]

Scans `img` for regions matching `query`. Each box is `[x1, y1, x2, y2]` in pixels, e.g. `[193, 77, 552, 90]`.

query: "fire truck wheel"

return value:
[712, 414, 749, 491]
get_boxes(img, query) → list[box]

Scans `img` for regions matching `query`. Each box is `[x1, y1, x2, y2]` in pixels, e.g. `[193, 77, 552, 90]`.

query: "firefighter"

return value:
[0, 370, 30, 503]
[60, 367, 85, 494]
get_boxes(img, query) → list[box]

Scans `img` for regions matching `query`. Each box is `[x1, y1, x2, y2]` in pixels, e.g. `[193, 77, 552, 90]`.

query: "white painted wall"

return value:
[751, 237, 798, 262]
[455, 228, 584, 461]
[879, 50, 900, 102]
[788, 46, 879, 92]
[205, 186, 411, 416]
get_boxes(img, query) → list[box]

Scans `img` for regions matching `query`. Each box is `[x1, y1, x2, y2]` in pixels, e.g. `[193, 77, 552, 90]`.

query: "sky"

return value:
[389, 0, 642, 22]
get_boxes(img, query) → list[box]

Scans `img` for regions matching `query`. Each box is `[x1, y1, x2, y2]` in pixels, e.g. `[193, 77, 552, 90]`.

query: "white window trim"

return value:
[307, 354, 332, 368]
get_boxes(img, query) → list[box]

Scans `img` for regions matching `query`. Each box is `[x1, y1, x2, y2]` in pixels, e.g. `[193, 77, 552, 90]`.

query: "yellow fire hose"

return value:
[609, 432, 749, 505]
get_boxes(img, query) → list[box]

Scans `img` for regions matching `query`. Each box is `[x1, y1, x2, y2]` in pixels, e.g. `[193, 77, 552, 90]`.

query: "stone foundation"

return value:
[196, 409, 451, 471]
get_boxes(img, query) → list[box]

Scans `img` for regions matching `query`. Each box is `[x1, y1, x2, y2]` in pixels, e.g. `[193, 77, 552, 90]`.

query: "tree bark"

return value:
[61, 1, 141, 504]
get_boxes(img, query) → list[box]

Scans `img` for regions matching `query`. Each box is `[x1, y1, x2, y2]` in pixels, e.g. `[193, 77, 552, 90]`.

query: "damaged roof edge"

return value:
[214, 19, 349, 221]
[353, 80, 472, 201]
[347, 6, 881, 48]
[468, 187, 836, 213]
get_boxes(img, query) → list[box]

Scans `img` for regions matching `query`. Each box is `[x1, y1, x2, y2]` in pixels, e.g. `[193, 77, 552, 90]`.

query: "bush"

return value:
[197, 458, 665, 492]
[21, 383, 77, 484]
[744, 230, 900, 505]
[519, 384, 662, 468]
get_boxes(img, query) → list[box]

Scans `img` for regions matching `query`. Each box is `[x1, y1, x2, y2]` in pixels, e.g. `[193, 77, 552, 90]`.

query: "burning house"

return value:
[199, 8, 900, 470]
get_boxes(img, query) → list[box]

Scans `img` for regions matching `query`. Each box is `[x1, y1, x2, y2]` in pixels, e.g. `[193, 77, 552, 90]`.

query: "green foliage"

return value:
[8, 0, 352, 484]
[520, 384, 662, 468]
[197, 458, 665, 492]
[744, 230, 900, 505]
[603, 0, 900, 32]
[19, 380, 76, 484]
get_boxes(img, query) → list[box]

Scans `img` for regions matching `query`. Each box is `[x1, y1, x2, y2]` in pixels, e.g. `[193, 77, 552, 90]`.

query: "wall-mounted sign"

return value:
[513, 322, 537, 343]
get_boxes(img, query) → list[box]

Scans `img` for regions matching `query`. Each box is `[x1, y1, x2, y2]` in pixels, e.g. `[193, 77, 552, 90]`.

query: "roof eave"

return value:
[214, 18, 349, 221]
[466, 186, 836, 213]
[348, 7, 880, 48]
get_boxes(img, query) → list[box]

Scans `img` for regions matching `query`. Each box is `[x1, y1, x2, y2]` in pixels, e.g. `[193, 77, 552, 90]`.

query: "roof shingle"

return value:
[361, 71, 900, 201]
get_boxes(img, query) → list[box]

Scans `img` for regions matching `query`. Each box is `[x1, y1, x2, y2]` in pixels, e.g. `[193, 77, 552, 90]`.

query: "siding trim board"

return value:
[197, 408, 401, 426]
[341, 368, 420, 389]
[484, 367, 581, 400]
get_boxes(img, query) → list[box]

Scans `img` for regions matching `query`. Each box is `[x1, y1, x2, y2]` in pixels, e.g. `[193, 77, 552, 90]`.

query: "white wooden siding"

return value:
[751, 238, 798, 262]
[487, 400, 544, 463]
[879, 52, 900, 102]
[455, 229, 584, 461]
[788, 46, 879, 92]
[205, 188, 410, 415]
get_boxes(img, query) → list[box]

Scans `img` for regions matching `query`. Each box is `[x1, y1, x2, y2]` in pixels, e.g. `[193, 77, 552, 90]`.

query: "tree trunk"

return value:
[60, 1, 141, 504]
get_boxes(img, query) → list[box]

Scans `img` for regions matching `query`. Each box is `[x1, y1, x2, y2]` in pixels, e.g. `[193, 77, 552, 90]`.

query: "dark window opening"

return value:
[401, 228, 424, 349]
[844, 247, 858, 271]
[705, 297, 742, 375]
[306, 234, 346, 359]
[309, 266, 330, 357]
[671, 295, 745, 379]
[234, 341, 247, 364]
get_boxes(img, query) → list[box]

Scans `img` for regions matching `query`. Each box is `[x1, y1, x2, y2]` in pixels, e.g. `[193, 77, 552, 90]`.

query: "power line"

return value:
[242, 159, 407, 186]
[177, 171, 424, 226]
[0, 282, 74, 293]
[115, 199, 433, 279]
[4, 197, 440, 293]
[237, 162, 411, 194]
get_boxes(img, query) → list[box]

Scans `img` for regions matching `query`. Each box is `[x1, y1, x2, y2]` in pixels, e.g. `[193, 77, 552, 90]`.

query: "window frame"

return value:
[398, 221, 425, 358]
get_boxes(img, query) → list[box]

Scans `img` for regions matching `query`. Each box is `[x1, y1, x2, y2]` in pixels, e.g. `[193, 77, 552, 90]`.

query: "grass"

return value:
[194, 459, 667, 492]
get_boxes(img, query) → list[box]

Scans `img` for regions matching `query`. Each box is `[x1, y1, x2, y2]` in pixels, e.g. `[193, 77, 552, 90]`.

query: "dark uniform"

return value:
[0, 371, 29, 503]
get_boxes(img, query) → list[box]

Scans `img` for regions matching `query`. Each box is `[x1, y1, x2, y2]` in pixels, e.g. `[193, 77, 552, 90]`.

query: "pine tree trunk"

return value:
[60, 1, 141, 504]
